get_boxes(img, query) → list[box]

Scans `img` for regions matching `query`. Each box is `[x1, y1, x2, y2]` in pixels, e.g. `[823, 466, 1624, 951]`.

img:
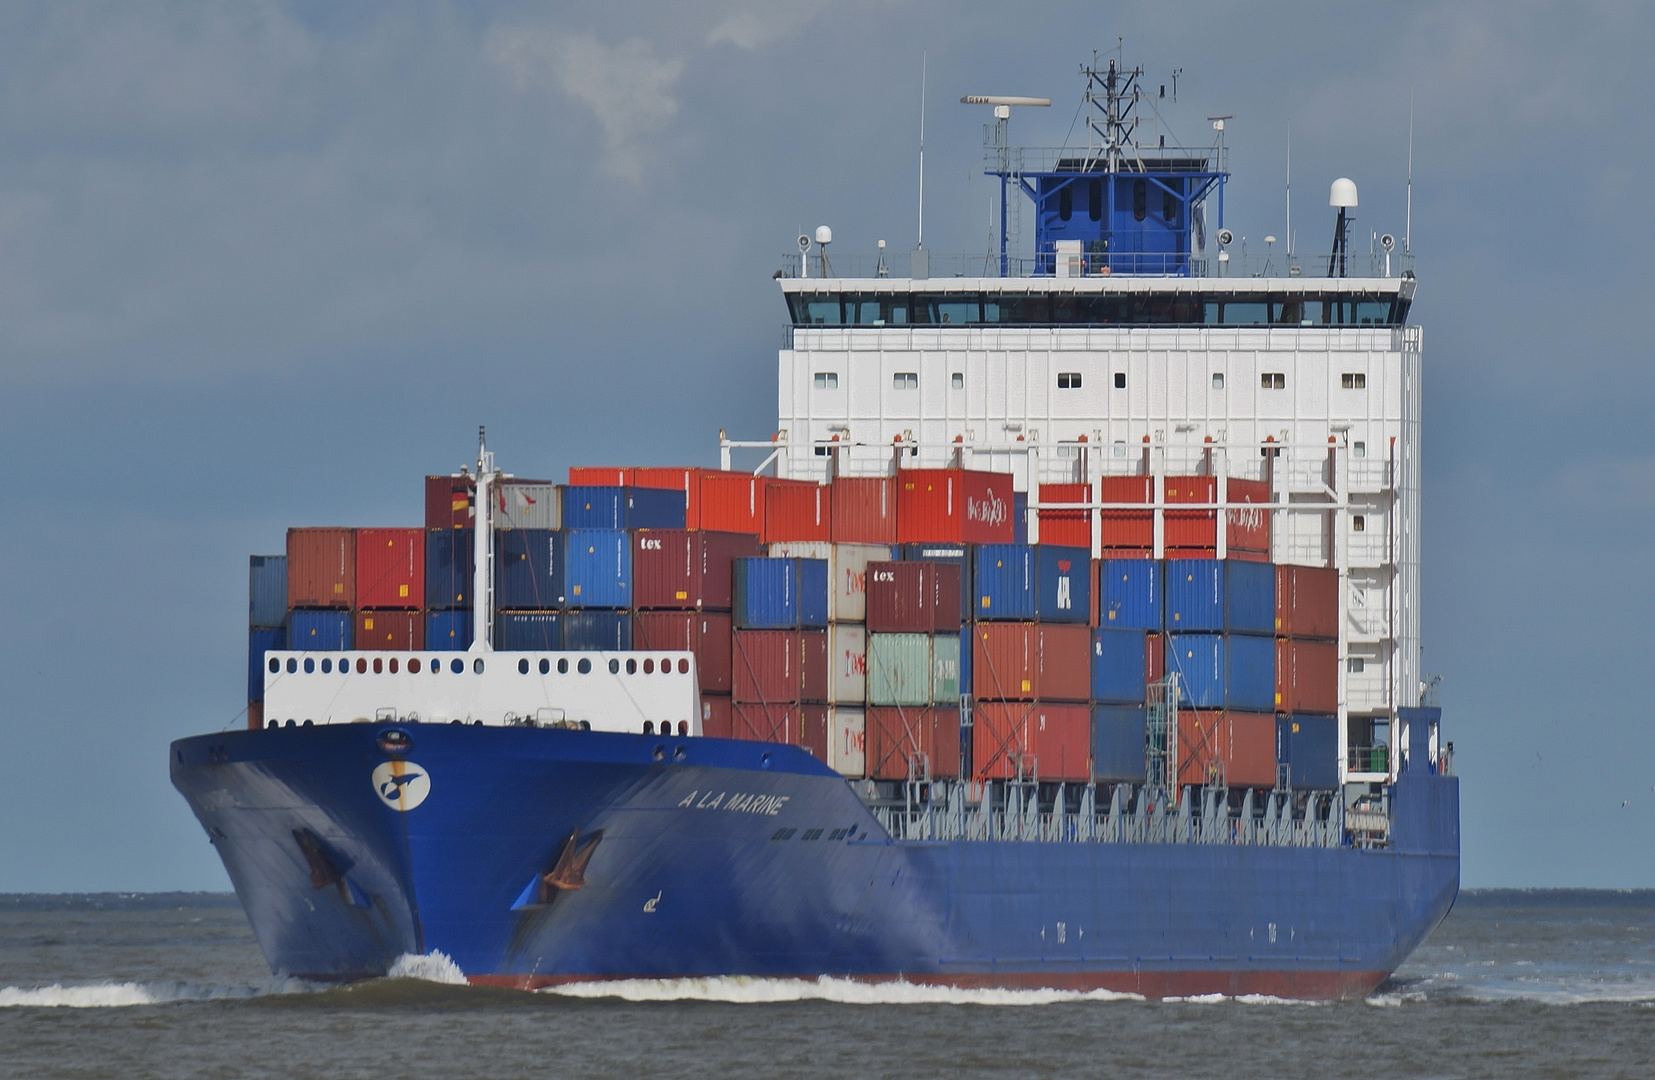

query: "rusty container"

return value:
[286, 527, 355, 609]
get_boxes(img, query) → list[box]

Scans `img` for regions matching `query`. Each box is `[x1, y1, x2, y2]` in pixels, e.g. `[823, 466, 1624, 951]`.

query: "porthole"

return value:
[626, 658, 637, 674]
[678, 658, 690, 674]
[578, 658, 592, 674]
[408, 658, 420, 673]
[372, 657, 383, 674]
[473, 658, 485, 674]
[643, 658, 655, 674]
[450, 658, 463, 674]
[303, 658, 315, 674]
[322, 658, 333, 673]
[269, 658, 280, 674]
[609, 658, 620, 674]
[518, 658, 529, 674]
[286, 658, 297, 674]
[539, 658, 550, 675]
[558, 658, 570, 674]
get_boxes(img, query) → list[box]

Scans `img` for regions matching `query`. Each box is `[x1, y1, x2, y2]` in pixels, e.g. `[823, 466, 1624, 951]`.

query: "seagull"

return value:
[1623, 800, 1632, 808]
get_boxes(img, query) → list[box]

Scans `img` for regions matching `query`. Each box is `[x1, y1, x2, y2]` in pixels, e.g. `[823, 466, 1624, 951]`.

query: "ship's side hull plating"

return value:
[171, 725, 1458, 999]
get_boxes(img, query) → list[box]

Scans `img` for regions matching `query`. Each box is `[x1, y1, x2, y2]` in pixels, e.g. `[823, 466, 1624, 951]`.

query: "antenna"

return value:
[1285, 124, 1291, 256]
[918, 51, 927, 248]
[1405, 86, 1414, 254]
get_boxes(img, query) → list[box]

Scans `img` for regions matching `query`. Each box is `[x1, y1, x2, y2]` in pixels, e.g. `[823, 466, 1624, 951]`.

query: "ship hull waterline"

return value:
[170, 724, 1459, 1001]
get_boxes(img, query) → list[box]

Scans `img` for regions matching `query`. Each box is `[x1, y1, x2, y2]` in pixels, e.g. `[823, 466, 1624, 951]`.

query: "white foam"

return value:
[1162, 992, 1318, 1006]
[544, 974, 1141, 1006]
[0, 978, 313, 1009]
[387, 950, 467, 985]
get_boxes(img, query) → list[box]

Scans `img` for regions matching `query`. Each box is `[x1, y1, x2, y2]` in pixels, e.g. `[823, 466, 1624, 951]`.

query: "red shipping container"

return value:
[633, 610, 734, 694]
[1178, 710, 1277, 788]
[971, 623, 1090, 702]
[356, 528, 424, 609]
[633, 467, 697, 527]
[1165, 477, 1272, 552]
[698, 471, 767, 534]
[354, 610, 424, 651]
[1146, 631, 1165, 686]
[425, 476, 474, 529]
[831, 476, 898, 544]
[896, 469, 1016, 544]
[972, 702, 1090, 781]
[763, 479, 832, 543]
[569, 467, 635, 486]
[1226, 478, 1272, 553]
[1276, 638, 1339, 714]
[632, 529, 763, 610]
[287, 528, 355, 609]
[1098, 476, 1153, 549]
[1277, 564, 1338, 639]
[866, 706, 961, 780]
[1038, 483, 1091, 548]
[700, 694, 733, 739]
[866, 561, 958, 633]
[732, 703, 827, 762]
[732, 629, 828, 703]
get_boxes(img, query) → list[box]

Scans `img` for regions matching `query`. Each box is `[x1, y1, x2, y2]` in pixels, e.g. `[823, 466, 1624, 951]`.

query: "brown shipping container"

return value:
[633, 610, 734, 694]
[1146, 631, 1165, 686]
[763, 479, 832, 543]
[700, 694, 733, 739]
[866, 561, 962, 633]
[425, 476, 475, 529]
[732, 629, 828, 703]
[1176, 710, 1278, 788]
[698, 471, 766, 534]
[355, 609, 424, 651]
[1098, 476, 1153, 549]
[931, 563, 963, 630]
[866, 706, 961, 780]
[1276, 564, 1338, 639]
[831, 476, 898, 544]
[287, 528, 356, 609]
[972, 702, 1090, 781]
[569, 467, 635, 486]
[896, 469, 1016, 545]
[356, 528, 425, 609]
[971, 622, 1090, 702]
[732, 703, 828, 762]
[633, 529, 763, 610]
[1275, 638, 1339, 714]
[1037, 483, 1091, 548]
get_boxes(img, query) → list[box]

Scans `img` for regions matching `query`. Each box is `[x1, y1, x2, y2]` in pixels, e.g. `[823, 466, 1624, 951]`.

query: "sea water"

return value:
[1, 891, 1652, 1078]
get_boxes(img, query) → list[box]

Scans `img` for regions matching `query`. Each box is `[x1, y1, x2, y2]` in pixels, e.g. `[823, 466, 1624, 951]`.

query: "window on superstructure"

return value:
[1261, 373, 1286, 389]
[813, 372, 838, 390]
[1348, 658, 1366, 673]
[1057, 372, 1082, 389]
[1088, 179, 1102, 221]
[1341, 373, 1366, 389]
[1352, 515, 1366, 532]
[1353, 441, 1366, 458]
[951, 372, 964, 389]
[1212, 373, 1225, 389]
[805, 299, 840, 325]
[893, 372, 918, 390]
[1113, 372, 1126, 389]
[1059, 186, 1073, 221]
[1132, 179, 1147, 221]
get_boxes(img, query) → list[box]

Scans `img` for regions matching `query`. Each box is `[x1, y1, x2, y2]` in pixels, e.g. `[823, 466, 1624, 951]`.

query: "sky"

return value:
[0, 0, 1651, 891]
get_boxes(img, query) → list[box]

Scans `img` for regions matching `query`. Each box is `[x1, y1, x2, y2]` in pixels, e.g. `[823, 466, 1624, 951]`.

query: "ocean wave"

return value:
[544, 975, 1142, 1006]
[0, 978, 314, 1009]
[386, 950, 467, 985]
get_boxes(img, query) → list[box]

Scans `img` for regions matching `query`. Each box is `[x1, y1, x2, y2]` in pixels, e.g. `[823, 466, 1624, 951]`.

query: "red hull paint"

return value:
[468, 968, 1391, 1001]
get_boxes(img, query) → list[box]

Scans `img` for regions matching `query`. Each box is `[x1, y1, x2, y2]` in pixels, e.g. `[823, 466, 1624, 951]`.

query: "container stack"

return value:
[864, 560, 964, 781]
[247, 554, 288, 729]
[1090, 558, 1161, 783]
[286, 527, 356, 653]
[425, 474, 476, 650]
[1275, 564, 1341, 789]
[730, 556, 831, 760]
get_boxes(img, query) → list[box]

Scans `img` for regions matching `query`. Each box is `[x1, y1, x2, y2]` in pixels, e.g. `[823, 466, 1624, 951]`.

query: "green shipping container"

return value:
[868, 633, 933, 707]
[932, 634, 961, 703]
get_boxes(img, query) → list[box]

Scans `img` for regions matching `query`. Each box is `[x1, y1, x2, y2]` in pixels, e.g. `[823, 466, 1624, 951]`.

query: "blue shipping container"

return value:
[495, 529, 564, 609]
[248, 626, 285, 700]
[1090, 628, 1148, 705]
[289, 609, 351, 651]
[426, 528, 474, 610]
[1223, 559, 1276, 635]
[974, 544, 1035, 619]
[249, 556, 287, 629]
[1165, 558, 1275, 634]
[1278, 714, 1339, 789]
[495, 611, 561, 650]
[899, 544, 973, 614]
[1100, 558, 1162, 630]
[1091, 705, 1147, 782]
[564, 529, 631, 608]
[562, 610, 632, 650]
[563, 486, 687, 530]
[1036, 544, 1090, 624]
[426, 610, 473, 651]
[1165, 632, 1275, 711]
[732, 557, 829, 628]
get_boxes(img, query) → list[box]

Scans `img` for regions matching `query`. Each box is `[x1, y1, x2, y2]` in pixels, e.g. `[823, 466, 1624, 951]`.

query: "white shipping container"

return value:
[495, 482, 563, 530]
[768, 541, 894, 622]
[830, 623, 867, 704]
[828, 706, 866, 777]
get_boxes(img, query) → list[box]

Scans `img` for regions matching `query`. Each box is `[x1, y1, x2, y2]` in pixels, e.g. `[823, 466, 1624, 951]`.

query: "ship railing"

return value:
[778, 249, 1413, 282]
[871, 781, 1359, 848]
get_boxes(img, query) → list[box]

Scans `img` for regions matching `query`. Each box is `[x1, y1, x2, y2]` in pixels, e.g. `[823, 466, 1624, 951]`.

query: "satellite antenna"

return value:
[1327, 178, 1358, 277]
[814, 225, 834, 278]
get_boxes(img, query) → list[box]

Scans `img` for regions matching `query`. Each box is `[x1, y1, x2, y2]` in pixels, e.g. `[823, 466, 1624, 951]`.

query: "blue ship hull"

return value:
[170, 723, 1458, 999]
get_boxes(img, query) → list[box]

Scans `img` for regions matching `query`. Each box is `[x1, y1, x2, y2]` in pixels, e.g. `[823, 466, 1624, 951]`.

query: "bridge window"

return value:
[1261, 373, 1286, 390]
[813, 372, 838, 389]
[804, 299, 839, 325]
[1342, 373, 1366, 389]
[1057, 372, 1081, 389]
[893, 372, 918, 390]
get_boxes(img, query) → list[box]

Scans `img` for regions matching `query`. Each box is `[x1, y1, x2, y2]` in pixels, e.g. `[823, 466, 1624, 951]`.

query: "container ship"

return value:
[174, 59, 1458, 1000]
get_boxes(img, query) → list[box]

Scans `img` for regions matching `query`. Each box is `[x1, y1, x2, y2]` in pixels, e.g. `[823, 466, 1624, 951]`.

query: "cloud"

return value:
[705, 2, 836, 51]
[488, 26, 684, 183]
